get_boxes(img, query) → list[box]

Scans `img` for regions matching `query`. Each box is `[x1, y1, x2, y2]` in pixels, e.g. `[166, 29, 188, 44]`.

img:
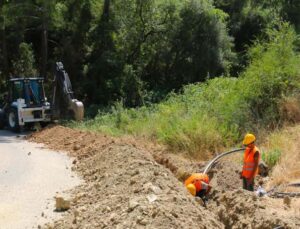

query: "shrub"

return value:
[261, 149, 282, 168]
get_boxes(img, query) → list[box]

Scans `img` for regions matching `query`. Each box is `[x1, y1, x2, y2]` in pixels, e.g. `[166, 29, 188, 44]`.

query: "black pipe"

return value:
[203, 148, 245, 174]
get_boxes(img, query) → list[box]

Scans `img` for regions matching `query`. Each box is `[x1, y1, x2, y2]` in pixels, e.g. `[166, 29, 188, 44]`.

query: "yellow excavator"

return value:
[0, 62, 84, 132]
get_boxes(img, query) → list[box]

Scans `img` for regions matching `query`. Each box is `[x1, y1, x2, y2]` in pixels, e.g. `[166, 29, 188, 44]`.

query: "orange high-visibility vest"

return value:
[184, 173, 209, 192]
[242, 146, 260, 179]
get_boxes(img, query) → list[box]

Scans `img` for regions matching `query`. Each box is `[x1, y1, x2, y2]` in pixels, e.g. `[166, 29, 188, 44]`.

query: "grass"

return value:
[261, 149, 282, 169]
[70, 23, 300, 159]
[264, 125, 300, 186]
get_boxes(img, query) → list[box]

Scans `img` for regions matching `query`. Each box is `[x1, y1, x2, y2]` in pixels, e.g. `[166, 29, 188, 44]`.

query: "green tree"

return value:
[0, 0, 58, 78]
[12, 42, 37, 77]
[280, 1, 300, 33]
[213, 0, 281, 74]
[86, 0, 123, 105]
[0, 0, 8, 81]
[53, 0, 92, 93]
[0, 0, 27, 80]
[113, 0, 181, 104]
[121, 64, 145, 106]
[167, 0, 235, 88]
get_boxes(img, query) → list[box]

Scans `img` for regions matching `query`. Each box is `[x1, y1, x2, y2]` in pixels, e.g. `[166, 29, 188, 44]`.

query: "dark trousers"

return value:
[243, 177, 254, 191]
[196, 190, 208, 205]
[196, 189, 206, 198]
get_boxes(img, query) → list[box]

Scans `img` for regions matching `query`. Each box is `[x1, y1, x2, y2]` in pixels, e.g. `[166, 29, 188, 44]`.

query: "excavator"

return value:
[0, 62, 84, 132]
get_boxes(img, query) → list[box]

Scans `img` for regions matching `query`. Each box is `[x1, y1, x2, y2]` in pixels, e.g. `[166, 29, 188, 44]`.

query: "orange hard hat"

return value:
[186, 184, 196, 196]
[185, 173, 209, 186]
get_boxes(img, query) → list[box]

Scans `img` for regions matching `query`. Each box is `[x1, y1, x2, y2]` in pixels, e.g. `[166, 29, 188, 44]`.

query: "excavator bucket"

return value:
[70, 99, 84, 121]
[52, 62, 84, 121]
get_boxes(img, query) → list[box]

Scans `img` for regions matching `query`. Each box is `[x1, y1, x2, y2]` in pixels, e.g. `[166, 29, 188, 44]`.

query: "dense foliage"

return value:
[1, 0, 300, 107]
[1, 0, 300, 156]
[71, 24, 300, 157]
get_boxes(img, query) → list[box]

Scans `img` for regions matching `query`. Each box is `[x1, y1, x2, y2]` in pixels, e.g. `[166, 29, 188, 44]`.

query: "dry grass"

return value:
[264, 125, 300, 187]
[279, 96, 300, 123]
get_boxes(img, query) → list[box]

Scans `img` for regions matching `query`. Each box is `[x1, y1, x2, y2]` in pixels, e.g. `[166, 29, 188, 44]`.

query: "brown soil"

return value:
[28, 126, 300, 228]
[208, 188, 300, 228]
[29, 126, 221, 228]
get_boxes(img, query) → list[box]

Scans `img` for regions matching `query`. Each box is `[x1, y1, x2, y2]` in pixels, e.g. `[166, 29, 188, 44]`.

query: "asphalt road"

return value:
[0, 130, 81, 229]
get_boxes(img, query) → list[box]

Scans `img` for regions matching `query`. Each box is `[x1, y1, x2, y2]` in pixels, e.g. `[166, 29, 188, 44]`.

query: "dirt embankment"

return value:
[29, 126, 300, 228]
[29, 126, 222, 228]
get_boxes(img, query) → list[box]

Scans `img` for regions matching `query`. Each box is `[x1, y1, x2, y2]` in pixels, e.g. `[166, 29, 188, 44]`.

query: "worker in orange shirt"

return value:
[241, 133, 260, 191]
[185, 173, 211, 199]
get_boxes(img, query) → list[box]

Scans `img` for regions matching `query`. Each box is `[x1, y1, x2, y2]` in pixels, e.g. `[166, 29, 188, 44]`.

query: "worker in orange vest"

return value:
[241, 133, 260, 191]
[185, 173, 211, 199]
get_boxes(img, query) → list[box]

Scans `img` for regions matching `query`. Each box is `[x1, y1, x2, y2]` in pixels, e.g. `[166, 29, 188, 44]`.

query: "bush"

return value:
[261, 149, 282, 168]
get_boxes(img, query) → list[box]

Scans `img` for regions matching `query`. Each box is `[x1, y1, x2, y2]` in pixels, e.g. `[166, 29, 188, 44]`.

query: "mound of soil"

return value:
[29, 126, 300, 228]
[30, 127, 222, 228]
[208, 160, 242, 191]
[208, 188, 300, 228]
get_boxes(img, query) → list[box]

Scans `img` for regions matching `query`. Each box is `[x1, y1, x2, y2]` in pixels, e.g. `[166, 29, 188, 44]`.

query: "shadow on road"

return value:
[0, 130, 29, 143]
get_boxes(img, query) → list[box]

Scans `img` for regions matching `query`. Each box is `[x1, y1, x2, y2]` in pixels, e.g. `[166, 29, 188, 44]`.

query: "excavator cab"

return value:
[8, 78, 47, 107]
[0, 78, 52, 131]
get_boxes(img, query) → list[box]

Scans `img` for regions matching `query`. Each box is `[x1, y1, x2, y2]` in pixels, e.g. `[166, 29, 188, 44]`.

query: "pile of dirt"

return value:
[30, 127, 222, 228]
[29, 126, 300, 228]
[208, 160, 242, 191]
[52, 144, 224, 228]
[29, 126, 203, 180]
[208, 188, 300, 228]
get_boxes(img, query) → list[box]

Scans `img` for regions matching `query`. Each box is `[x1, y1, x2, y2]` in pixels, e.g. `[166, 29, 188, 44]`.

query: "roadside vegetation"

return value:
[71, 24, 300, 158]
[261, 149, 282, 169]
[1, 1, 300, 160]
[264, 125, 300, 186]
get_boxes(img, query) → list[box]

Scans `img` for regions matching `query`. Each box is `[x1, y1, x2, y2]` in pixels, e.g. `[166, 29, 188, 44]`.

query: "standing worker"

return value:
[185, 173, 211, 199]
[241, 133, 260, 191]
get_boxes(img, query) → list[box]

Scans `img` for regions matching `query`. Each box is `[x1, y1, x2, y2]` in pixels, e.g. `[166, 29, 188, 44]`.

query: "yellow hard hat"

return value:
[186, 184, 196, 196]
[243, 133, 256, 145]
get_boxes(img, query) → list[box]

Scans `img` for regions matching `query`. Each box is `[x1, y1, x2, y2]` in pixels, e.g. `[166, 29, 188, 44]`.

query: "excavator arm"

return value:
[52, 62, 84, 121]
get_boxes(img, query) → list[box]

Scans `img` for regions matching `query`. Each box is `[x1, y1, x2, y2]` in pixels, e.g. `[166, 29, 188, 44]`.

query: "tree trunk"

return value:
[0, 2, 8, 79]
[1, 22, 8, 79]
[41, 27, 48, 78]
[103, 0, 110, 19]
[41, 3, 48, 79]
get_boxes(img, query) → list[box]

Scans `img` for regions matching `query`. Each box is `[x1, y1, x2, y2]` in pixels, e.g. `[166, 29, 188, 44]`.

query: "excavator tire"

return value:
[25, 122, 35, 131]
[0, 109, 5, 129]
[40, 122, 50, 128]
[7, 107, 20, 132]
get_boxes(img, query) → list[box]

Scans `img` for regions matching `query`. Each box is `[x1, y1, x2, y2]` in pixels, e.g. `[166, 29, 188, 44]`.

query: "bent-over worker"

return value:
[241, 133, 260, 191]
[185, 173, 211, 199]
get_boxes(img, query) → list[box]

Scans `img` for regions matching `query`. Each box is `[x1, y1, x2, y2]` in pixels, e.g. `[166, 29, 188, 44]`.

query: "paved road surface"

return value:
[0, 130, 81, 229]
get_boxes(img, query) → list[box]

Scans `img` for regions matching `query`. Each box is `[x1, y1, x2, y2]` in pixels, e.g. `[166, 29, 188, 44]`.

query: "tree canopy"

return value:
[1, 0, 300, 108]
